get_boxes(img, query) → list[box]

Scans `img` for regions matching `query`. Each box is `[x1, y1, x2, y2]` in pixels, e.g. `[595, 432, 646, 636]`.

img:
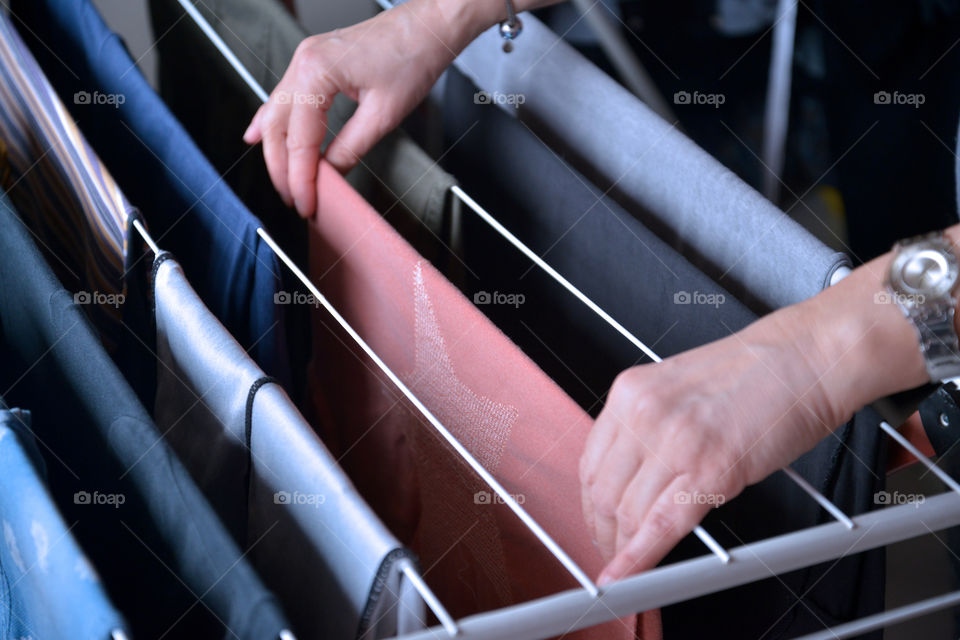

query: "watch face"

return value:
[891, 238, 960, 301]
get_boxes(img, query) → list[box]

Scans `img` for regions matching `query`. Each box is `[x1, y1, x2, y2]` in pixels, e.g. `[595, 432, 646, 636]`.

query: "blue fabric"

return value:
[11, 0, 291, 393]
[0, 407, 127, 640]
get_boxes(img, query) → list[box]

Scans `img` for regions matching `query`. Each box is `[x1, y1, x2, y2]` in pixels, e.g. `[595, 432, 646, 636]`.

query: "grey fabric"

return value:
[153, 253, 422, 640]
[149, 0, 462, 264]
[451, 11, 851, 314]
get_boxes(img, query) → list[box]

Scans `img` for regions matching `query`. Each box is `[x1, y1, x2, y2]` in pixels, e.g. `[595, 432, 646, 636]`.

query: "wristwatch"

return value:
[886, 232, 960, 382]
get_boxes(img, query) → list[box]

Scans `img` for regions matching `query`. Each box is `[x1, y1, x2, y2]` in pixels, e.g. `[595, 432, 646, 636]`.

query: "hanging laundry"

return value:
[0, 401, 129, 640]
[13, 0, 292, 392]
[0, 193, 292, 639]
[304, 161, 649, 639]
[152, 251, 425, 639]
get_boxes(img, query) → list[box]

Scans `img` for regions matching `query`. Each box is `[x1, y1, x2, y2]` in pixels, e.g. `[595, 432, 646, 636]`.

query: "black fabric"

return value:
[442, 67, 886, 639]
[0, 193, 290, 639]
[442, 68, 757, 410]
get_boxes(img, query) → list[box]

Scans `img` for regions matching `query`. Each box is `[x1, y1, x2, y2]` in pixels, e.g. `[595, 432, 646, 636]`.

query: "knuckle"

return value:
[642, 504, 677, 541]
[592, 487, 619, 520]
[615, 502, 638, 536]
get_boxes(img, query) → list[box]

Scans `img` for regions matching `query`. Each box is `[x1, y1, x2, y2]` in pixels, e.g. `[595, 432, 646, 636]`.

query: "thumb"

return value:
[324, 92, 393, 173]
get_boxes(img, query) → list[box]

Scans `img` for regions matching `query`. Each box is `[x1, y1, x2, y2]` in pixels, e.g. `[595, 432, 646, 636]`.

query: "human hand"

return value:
[243, 0, 461, 217]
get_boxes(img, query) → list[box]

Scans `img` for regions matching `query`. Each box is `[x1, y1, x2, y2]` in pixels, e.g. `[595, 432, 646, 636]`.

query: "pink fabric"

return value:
[306, 162, 657, 639]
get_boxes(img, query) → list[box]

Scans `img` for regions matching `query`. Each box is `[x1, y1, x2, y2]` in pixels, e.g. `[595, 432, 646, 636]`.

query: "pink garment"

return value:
[306, 162, 658, 639]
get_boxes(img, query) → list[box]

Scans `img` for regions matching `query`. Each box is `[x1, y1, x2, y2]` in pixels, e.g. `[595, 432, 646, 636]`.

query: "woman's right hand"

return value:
[243, 0, 465, 217]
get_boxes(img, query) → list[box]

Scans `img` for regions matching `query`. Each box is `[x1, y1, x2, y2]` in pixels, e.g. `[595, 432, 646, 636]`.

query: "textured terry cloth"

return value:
[304, 161, 646, 640]
[443, 67, 758, 409]
[0, 194, 290, 639]
[13, 0, 291, 391]
[153, 252, 423, 640]
[149, 0, 464, 271]
[0, 11, 136, 349]
[446, 9, 851, 314]
[0, 406, 128, 640]
[441, 67, 886, 639]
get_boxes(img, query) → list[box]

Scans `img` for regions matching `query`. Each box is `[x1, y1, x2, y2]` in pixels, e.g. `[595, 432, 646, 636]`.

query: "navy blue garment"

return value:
[11, 0, 291, 395]
[0, 193, 291, 639]
[0, 403, 129, 640]
[442, 67, 885, 640]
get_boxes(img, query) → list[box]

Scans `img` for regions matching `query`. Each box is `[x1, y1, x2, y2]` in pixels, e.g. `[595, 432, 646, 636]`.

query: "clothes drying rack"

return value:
[160, 1, 960, 637]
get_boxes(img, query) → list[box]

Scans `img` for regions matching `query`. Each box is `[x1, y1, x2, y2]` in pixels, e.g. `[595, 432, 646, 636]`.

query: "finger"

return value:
[243, 105, 266, 144]
[598, 478, 707, 585]
[590, 435, 643, 561]
[260, 95, 294, 207]
[324, 92, 392, 173]
[286, 97, 329, 217]
[614, 462, 675, 554]
[580, 408, 622, 542]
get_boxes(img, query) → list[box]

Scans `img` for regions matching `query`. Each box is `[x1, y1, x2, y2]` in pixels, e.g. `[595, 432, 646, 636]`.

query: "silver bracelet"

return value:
[499, 0, 522, 52]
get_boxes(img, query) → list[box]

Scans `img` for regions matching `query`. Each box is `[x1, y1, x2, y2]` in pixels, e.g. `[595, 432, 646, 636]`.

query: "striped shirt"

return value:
[0, 11, 135, 349]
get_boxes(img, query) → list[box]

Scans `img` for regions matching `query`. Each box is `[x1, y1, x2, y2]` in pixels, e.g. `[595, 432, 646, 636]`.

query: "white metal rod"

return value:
[258, 227, 599, 597]
[782, 466, 855, 529]
[761, 0, 797, 202]
[399, 559, 458, 636]
[131, 218, 160, 255]
[389, 491, 960, 640]
[791, 589, 960, 640]
[175, 0, 271, 103]
[880, 420, 960, 496]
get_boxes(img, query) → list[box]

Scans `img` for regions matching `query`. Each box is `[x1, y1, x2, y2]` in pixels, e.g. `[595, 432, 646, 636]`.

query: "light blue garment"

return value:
[0, 407, 127, 640]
